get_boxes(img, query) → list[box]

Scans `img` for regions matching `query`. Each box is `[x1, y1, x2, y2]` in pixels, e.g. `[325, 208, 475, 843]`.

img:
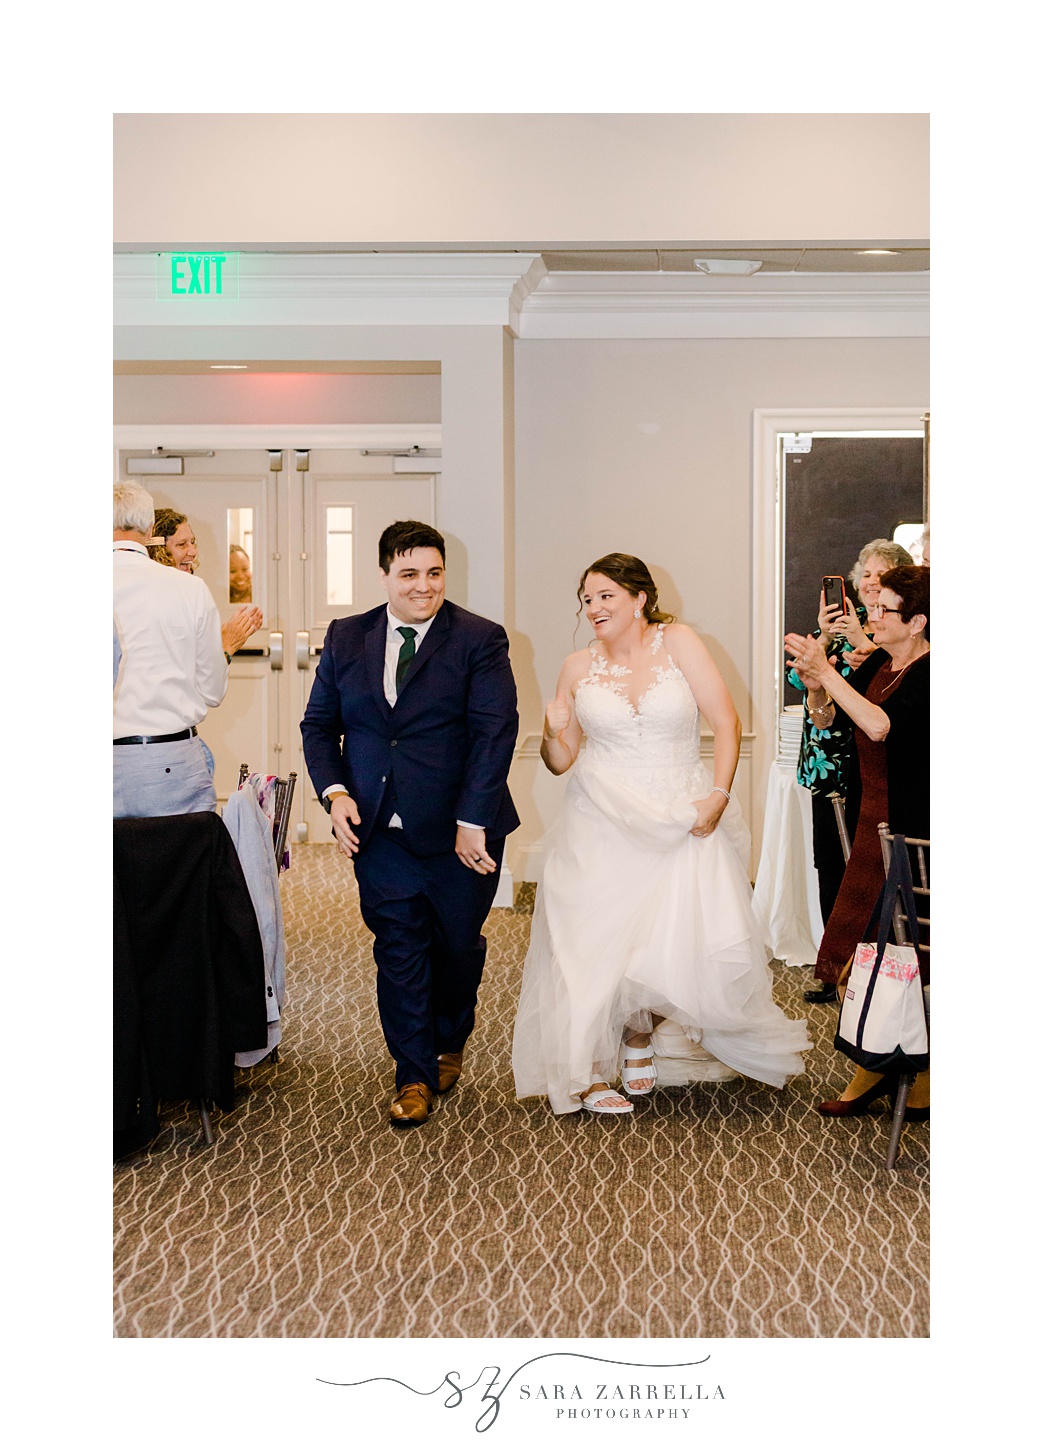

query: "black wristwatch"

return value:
[322, 791, 348, 814]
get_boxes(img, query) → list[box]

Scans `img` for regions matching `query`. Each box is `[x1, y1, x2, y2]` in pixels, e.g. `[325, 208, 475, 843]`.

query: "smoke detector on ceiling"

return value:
[693, 259, 762, 276]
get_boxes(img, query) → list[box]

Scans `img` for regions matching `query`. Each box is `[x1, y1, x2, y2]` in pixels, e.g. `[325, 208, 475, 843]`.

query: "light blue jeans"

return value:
[113, 735, 217, 818]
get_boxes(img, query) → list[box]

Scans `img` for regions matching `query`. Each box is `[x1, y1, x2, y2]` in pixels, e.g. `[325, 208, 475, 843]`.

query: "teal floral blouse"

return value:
[787, 608, 870, 796]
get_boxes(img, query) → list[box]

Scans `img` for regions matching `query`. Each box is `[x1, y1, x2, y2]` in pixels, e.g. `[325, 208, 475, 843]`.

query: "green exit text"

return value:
[159, 253, 239, 299]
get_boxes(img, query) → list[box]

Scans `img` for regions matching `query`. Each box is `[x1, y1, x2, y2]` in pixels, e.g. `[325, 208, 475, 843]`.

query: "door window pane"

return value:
[781, 435, 924, 704]
[893, 521, 926, 563]
[228, 507, 254, 602]
[327, 506, 354, 605]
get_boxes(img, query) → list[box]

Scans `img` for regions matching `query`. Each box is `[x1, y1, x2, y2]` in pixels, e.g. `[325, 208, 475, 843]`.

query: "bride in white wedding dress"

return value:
[512, 554, 810, 1115]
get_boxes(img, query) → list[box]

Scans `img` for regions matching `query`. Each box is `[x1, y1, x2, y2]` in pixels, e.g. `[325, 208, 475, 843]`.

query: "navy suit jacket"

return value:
[301, 600, 520, 857]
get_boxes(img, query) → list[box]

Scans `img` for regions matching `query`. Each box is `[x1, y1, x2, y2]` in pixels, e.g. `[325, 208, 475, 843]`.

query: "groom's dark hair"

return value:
[379, 520, 446, 573]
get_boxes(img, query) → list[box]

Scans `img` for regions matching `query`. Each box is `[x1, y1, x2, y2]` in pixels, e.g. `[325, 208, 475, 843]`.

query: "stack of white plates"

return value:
[777, 705, 804, 767]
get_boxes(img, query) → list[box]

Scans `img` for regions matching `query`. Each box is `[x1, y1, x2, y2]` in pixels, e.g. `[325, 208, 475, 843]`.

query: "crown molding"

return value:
[524, 270, 928, 309]
[114, 253, 926, 338]
[520, 271, 928, 338]
[114, 253, 547, 331]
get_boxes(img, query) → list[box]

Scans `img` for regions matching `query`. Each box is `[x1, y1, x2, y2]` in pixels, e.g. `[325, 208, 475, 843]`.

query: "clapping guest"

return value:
[148, 508, 197, 573]
[788, 538, 912, 1003]
[148, 507, 263, 656]
[785, 565, 930, 1118]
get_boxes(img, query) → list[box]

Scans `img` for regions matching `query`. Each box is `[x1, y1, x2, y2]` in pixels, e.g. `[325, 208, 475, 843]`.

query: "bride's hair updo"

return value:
[578, 553, 676, 625]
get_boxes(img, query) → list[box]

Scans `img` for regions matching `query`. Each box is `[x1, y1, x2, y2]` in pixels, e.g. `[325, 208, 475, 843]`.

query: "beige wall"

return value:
[114, 372, 440, 425]
[505, 334, 929, 875]
[114, 114, 928, 248]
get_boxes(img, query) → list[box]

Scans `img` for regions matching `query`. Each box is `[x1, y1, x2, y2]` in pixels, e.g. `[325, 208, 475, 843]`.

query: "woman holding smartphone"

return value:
[785, 564, 930, 1117]
[788, 537, 912, 1002]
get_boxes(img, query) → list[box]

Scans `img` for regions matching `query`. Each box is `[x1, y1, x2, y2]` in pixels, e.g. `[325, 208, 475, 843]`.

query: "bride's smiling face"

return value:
[582, 573, 646, 640]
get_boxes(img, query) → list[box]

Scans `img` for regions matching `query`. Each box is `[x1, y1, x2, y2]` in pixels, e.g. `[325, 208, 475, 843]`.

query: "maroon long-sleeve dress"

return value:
[813, 650, 930, 985]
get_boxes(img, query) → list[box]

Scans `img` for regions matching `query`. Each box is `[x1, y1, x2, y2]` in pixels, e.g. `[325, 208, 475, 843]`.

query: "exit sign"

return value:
[157, 252, 239, 300]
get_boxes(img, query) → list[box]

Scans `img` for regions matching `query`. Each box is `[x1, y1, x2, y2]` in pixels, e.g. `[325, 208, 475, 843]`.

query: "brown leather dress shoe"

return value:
[389, 1082, 435, 1127]
[437, 1051, 464, 1094]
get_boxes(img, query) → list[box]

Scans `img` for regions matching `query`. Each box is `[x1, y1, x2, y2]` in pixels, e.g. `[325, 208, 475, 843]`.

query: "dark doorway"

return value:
[783, 434, 923, 705]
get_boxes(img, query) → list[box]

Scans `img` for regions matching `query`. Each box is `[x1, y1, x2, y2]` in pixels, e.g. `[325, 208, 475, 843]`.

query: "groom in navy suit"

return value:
[301, 521, 520, 1126]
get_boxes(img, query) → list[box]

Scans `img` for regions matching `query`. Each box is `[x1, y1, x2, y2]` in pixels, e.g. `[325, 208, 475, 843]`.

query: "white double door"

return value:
[117, 445, 436, 842]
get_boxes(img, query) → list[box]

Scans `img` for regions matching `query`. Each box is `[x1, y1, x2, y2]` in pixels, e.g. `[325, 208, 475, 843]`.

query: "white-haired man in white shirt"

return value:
[113, 480, 228, 817]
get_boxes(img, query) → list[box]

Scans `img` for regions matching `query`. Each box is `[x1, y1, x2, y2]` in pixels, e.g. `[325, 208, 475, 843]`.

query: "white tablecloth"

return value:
[753, 761, 824, 967]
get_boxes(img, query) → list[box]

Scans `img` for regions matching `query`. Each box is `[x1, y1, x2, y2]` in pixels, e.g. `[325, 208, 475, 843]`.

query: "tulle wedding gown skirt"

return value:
[512, 673, 810, 1114]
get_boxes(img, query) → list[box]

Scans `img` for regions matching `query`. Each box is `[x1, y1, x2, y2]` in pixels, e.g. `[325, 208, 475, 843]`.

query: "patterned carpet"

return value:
[113, 845, 929, 1338]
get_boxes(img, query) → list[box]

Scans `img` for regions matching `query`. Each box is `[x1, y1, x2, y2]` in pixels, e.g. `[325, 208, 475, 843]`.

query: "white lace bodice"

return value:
[575, 626, 701, 774]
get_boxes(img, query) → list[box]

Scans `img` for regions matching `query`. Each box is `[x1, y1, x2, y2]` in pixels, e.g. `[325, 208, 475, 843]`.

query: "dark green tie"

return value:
[395, 626, 418, 692]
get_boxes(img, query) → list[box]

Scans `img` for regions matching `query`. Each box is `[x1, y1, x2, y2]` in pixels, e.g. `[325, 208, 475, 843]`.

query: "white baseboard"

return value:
[492, 862, 515, 909]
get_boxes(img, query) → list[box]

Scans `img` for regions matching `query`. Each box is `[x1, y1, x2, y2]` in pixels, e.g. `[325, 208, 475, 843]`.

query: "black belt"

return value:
[113, 726, 198, 745]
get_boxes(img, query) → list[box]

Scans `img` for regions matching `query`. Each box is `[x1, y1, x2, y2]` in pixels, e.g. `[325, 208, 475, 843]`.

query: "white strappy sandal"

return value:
[580, 1088, 634, 1115]
[620, 1037, 658, 1096]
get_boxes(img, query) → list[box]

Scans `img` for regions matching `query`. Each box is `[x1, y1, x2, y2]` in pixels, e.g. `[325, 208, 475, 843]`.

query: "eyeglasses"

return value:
[867, 604, 903, 618]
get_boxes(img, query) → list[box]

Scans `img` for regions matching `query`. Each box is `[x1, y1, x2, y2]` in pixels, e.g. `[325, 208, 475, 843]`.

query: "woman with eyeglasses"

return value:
[786, 538, 913, 1004]
[785, 565, 930, 1117]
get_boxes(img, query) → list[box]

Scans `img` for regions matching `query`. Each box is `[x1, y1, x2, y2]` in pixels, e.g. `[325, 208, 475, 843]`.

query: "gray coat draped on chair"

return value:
[223, 789, 287, 1067]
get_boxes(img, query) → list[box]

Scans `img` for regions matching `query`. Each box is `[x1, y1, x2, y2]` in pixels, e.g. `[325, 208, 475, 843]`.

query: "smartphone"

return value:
[822, 575, 847, 615]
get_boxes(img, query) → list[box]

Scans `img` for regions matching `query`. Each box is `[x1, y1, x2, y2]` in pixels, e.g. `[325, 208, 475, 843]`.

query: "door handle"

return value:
[270, 631, 284, 670]
[296, 631, 310, 669]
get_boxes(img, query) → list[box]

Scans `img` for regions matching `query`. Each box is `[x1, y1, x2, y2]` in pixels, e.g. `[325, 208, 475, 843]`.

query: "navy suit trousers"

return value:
[352, 829, 506, 1091]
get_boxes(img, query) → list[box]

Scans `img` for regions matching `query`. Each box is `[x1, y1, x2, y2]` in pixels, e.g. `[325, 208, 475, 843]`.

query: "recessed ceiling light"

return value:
[857, 249, 899, 256]
[210, 363, 248, 370]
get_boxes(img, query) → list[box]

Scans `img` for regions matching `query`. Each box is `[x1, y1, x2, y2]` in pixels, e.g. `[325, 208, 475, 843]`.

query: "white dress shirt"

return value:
[113, 541, 227, 737]
[382, 605, 437, 707]
[324, 605, 480, 829]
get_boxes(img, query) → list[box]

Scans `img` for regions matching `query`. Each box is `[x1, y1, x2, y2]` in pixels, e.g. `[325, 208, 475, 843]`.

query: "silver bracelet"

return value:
[809, 695, 833, 716]
[710, 786, 731, 801]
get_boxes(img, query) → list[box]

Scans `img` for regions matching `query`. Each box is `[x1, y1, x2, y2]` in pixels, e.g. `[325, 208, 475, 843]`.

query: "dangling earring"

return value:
[634, 608, 642, 619]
